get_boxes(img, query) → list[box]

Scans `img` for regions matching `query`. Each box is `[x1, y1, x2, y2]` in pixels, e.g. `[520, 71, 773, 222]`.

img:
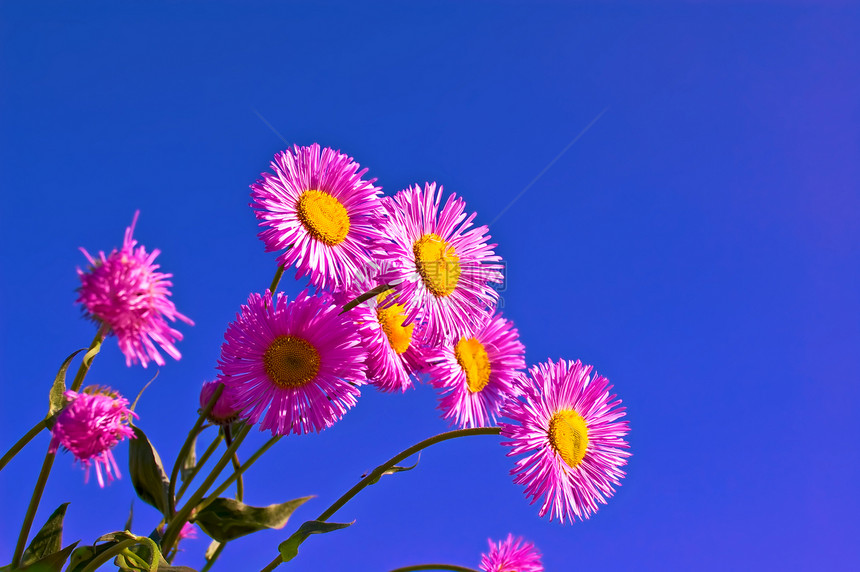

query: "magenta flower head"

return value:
[377, 183, 504, 345]
[251, 143, 387, 291]
[217, 289, 368, 436]
[49, 386, 137, 487]
[343, 280, 427, 393]
[500, 359, 630, 523]
[428, 312, 526, 427]
[199, 380, 241, 425]
[480, 534, 543, 572]
[77, 211, 193, 368]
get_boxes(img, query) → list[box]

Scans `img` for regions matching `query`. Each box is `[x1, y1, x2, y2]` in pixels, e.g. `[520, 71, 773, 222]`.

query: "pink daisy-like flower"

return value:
[49, 387, 137, 487]
[199, 379, 241, 425]
[480, 534, 543, 572]
[251, 143, 386, 291]
[500, 359, 630, 523]
[341, 280, 427, 393]
[377, 183, 503, 345]
[427, 312, 525, 427]
[217, 289, 367, 435]
[77, 212, 193, 368]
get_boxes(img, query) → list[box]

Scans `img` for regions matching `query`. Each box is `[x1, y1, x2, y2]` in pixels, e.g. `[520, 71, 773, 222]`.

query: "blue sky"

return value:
[1, 1, 858, 570]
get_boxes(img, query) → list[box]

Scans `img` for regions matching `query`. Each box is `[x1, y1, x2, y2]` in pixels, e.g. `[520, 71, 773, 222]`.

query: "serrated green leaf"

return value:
[21, 503, 70, 566]
[195, 496, 313, 543]
[366, 455, 421, 485]
[22, 542, 79, 572]
[277, 520, 353, 563]
[128, 426, 172, 519]
[48, 350, 85, 416]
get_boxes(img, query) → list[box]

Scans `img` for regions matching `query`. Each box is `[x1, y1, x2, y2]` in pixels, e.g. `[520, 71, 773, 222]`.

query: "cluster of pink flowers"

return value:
[54, 141, 631, 568]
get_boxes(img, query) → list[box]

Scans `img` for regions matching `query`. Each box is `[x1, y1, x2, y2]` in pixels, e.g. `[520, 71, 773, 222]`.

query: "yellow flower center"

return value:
[263, 336, 321, 389]
[548, 410, 589, 468]
[412, 233, 460, 297]
[296, 189, 350, 246]
[454, 337, 491, 393]
[376, 292, 414, 354]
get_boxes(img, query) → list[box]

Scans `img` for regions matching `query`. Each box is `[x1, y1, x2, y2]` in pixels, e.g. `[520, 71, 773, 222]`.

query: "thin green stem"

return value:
[340, 283, 392, 314]
[70, 323, 109, 392]
[176, 431, 223, 502]
[79, 538, 140, 572]
[269, 265, 285, 294]
[168, 384, 225, 515]
[259, 427, 501, 572]
[388, 565, 480, 572]
[0, 417, 49, 472]
[161, 424, 250, 553]
[318, 427, 500, 522]
[12, 451, 56, 567]
[12, 326, 108, 567]
[197, 435, 280, 513]
[201, 542, 227, 572]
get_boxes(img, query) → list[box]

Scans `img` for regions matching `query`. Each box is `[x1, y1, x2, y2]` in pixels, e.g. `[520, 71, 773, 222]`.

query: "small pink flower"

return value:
[501, 359, 630, 523]
[217, 289, 368, 435]
[77, 211, 193, 368]
[178, 522, 198, 541]
[49, 387, 137, 487]
[480, 534, 543, 572]
[199, 380, 240, 425]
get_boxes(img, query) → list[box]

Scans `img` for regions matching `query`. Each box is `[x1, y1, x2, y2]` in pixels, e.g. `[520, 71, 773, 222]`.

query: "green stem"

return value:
[12, 327, 107, 567]
[259, 427, 501, 572]
[168, 384, 225, 515]
[161, 424, 250, 553]
[12, 451, 55, 567]
[201, 542, 227, 572]
[318, 427, 500, 522]
[176, 431, 223, 502]
[79, 538, 140, 572]
[340, 283, 392, 314]
[70, 323, 109, 392]
[269, 265, 285, 294]
[120, 547, 151, 569]
[0, 417, 49, 472]
[196, 435, 280, 513]
[388, 566, 481, 572]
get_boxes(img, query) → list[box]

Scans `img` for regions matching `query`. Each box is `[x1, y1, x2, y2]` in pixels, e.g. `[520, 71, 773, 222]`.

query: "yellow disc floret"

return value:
[548, 410, 589, 468]
[376, 291, 414, 354]
[296, 189, 350, 246]
[454, 337, 491, 393]
[263, 335, 321, 389]
[413, 233, 460, 297]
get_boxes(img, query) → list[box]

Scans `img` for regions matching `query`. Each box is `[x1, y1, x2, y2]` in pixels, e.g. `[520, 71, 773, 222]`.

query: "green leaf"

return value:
[128, 426, 172, 519]
[277, 520, 353, 563]
[365, 455, 421, 485]
[180, 432, 197, 483]
[194, 496, 313, 543]
[124, 501, 134, 532]
[21, 503, 70, 566]
[68, 532, 135, 572]
[48, 350, 85, 416]
[22, 542, 79, 572]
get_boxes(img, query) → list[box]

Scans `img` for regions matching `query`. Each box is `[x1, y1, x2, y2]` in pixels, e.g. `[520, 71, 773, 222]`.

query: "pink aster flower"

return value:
[77, 211, 193, 368]
[500, 359, 630, 523]
[341, 280, 427, 393]
[377, 183, 503, 345]
[428, 312, 526, 427]
[480, 534, 543, 572]
[217, 289, 367, 435]
[199, 379, 241, 425]
[251, 143, 387, 291]
[49, 387, 137, 487]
